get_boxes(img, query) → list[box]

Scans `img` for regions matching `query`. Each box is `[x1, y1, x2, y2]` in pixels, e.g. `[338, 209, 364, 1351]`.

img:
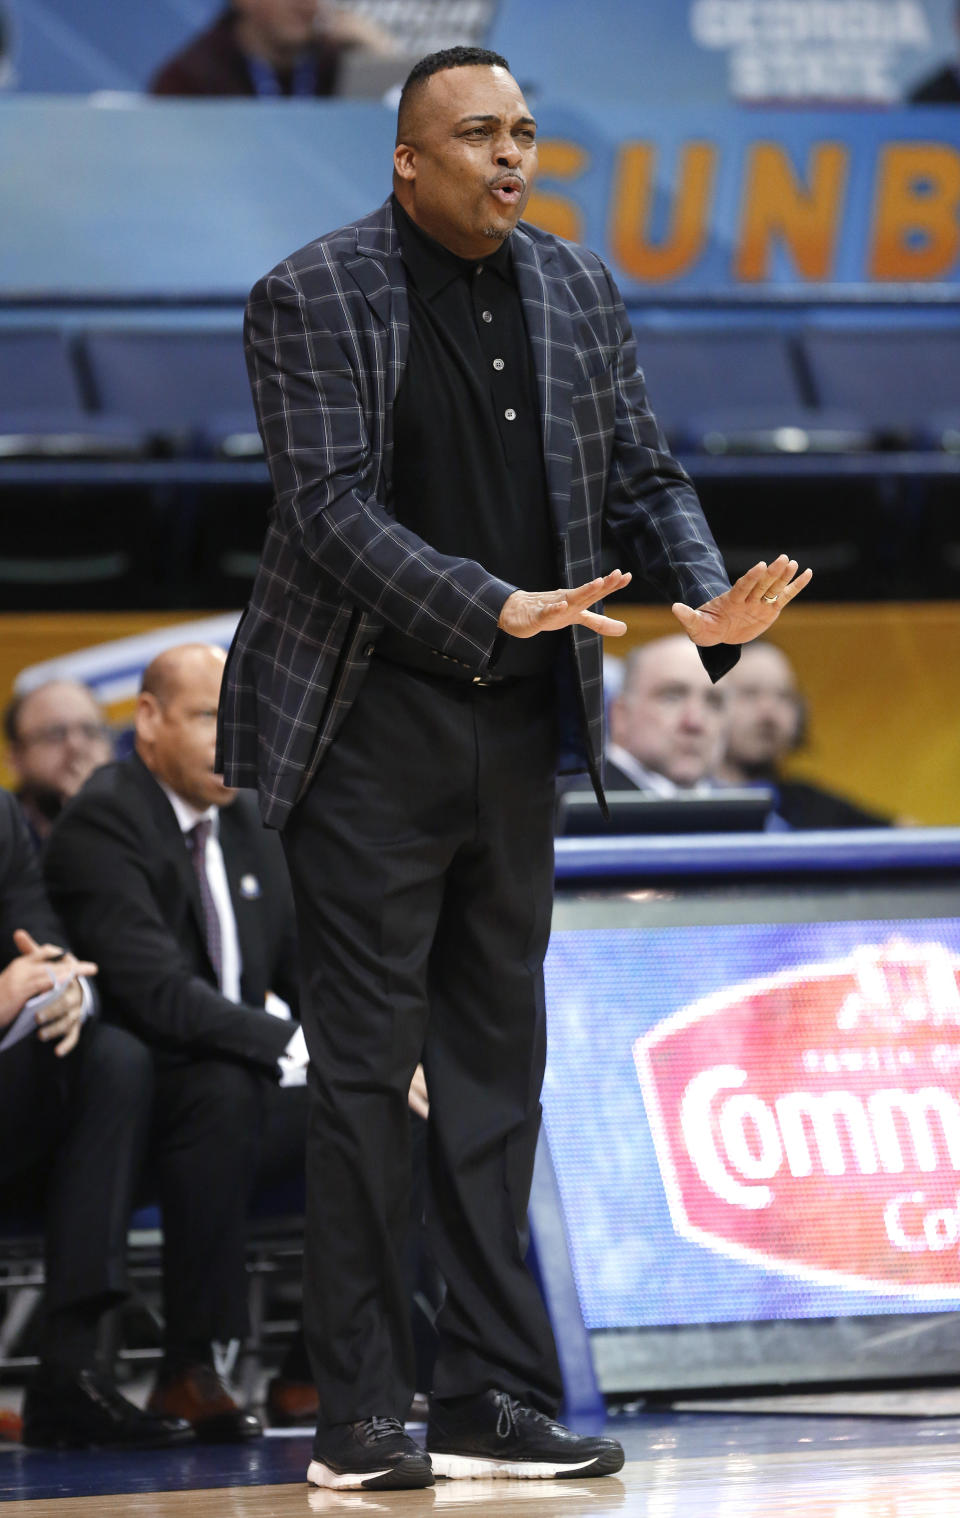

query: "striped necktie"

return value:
[187, 818, 223, 989]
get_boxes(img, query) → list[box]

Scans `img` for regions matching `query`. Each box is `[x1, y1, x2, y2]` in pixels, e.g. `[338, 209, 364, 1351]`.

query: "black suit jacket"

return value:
[0, 789, 84, 1069]
[0, 789, 64, 962]
[43, 756, 296, 1072]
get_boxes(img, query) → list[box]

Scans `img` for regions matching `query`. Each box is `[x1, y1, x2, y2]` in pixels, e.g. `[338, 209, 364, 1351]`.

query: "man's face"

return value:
[233, 0, 320, 49]
[10, 682, 112, 802]
[394, 65, 537, 259]
[137, 652, 236, 812]
[611, 641, 727, 789]
[722, 645, 802, 772]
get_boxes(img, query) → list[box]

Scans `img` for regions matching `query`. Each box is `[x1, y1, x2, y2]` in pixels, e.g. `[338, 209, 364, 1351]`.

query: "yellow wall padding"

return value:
[0, 603, 957, 825]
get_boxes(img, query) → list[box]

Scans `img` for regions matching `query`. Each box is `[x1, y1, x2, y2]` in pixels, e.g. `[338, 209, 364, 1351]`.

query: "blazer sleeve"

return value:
[597, 265, 740, 682]
[244, 263, 516, 669]
[44, 791, 291, 1073]
[0, 791, 66, 963]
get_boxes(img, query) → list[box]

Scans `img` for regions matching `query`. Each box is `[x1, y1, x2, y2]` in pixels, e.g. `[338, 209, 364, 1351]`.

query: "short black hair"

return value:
[397, 46, 511, 141]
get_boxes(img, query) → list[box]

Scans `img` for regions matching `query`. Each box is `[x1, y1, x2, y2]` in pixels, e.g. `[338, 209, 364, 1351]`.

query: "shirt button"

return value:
[504, 408, 517, 421]
[493, 358, 505, 371]
[482, 310, 493, 323]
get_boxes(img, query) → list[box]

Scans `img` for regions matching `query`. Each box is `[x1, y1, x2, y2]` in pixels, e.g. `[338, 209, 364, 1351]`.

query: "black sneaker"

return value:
[22, 1366, 194, 1451]
[427, 1390, 624, 1480]
[307, 1416, 434, 1490]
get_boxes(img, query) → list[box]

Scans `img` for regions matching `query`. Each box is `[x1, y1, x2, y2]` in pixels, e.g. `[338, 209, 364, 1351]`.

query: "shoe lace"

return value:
[494, 1393, 522, 1440]
[361, 1415, 406, 1441]
[494, 1392, 554, 1441]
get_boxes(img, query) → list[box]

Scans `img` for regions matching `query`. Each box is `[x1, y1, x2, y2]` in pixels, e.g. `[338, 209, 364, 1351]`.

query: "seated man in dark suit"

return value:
[44, 643, 309, 1441]
[0, 789, 191, 1450]
[715, 639, 890, 828]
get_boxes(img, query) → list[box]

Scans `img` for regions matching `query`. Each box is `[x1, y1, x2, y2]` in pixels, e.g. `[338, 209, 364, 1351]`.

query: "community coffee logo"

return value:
[634, 937, 960, 1295]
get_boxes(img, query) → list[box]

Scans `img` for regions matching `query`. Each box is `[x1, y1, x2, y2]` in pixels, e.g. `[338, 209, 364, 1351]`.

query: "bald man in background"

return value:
[604, 635, 729, 794]
[44, 644, 308, 1440]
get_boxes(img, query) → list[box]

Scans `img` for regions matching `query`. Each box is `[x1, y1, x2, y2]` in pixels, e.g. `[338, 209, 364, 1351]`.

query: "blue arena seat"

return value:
[801, 324, 960, 447]
[632, 326, 869, 455]
[81, 329, 260, 456]
[0, 330, 144, 460]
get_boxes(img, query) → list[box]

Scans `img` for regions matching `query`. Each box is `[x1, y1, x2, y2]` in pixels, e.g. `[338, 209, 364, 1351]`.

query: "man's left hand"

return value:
[671, 555, 812, 647]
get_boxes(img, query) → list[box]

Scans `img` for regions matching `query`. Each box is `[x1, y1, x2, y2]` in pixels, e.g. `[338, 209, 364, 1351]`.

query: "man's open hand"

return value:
[499, 569, 632, 640]
[671, 555, 812, 647]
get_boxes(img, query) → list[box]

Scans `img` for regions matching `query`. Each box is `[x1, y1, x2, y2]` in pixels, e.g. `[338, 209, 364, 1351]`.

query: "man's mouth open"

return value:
[489, 178, 524, 206]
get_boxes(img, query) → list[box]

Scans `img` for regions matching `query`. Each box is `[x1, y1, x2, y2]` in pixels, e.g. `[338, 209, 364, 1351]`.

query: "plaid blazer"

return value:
[217, 199, 736, 829]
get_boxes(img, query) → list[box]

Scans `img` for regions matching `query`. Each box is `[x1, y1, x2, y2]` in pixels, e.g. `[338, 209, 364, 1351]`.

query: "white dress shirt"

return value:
[157, 783, 306, 1083]
[605, 743, 716, 798]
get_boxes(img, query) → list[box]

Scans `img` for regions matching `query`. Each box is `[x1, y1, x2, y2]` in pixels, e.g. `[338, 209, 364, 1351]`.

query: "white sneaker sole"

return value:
[306, 1458, 434, 1491]
[429, 1452, 599, 1480]
[308, 1459, 391, 1489]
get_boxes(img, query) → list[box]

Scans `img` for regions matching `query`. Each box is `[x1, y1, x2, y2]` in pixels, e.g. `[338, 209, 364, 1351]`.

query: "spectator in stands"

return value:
[603, 634, 729, 794]
[715, 639, 890, 828]
[150, 0, 396, 98]
[0, 790, 192, 1451]
[4, 681, 113, 848]
[909, 3, 960, 102]
[44, 643, 311, 1441]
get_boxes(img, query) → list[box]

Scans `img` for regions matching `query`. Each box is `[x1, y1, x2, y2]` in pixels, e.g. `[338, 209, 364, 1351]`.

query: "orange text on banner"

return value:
[525, 140, 590, 244]
[870, 142, 960, 280]
[736, 142, 849, 282]
[609, 141, 718, 281]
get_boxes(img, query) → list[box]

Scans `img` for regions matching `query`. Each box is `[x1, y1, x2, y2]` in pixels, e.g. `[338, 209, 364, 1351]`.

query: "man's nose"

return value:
[494, 136, 522, 168]
[679, 700, 708, 730]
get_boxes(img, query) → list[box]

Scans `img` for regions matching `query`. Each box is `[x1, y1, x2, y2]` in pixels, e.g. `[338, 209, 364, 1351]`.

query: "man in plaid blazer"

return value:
[218, 46, 809, 1491]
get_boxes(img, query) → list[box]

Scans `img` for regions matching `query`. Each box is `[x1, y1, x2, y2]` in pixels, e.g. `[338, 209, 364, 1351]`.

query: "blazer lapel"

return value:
[128, 756, 211, 968]
[512, 228, 576, 543]
[343, 202, 410, 377]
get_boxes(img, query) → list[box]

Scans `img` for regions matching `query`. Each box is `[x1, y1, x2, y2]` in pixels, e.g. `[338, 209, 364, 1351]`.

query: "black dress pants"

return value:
[0, 1020, 152, 1332]
[148, 1055, 308, 1355]
[282, 656, 564, 1426]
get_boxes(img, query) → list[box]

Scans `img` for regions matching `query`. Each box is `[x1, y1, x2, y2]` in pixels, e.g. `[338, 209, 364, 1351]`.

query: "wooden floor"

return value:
[8, 1450, 960, 1517]
[6, 1415, 960, 1517]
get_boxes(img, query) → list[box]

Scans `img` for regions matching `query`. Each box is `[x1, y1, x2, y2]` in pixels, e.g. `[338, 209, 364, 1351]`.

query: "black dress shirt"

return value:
[384, 196, 560, 678]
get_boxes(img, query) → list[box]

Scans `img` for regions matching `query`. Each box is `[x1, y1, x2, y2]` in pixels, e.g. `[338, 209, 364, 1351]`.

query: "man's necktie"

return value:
[187, 818, 223, 989]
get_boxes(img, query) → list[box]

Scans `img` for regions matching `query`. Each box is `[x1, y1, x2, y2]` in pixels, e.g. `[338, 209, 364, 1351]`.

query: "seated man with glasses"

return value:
[4, 682, 113, 849]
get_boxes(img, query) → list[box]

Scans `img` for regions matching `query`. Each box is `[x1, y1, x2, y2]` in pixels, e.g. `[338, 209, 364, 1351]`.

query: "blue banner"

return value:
[1, 99, 958, 299]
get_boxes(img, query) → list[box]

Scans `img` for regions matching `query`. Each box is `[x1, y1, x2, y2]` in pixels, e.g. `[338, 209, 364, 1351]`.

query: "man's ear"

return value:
[134, 691, 159, 746]
[608, 694, 626, 746]
[790, 693, 809, 751]
[5, 743, 24, 782]
[393, 143, 417, 181]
